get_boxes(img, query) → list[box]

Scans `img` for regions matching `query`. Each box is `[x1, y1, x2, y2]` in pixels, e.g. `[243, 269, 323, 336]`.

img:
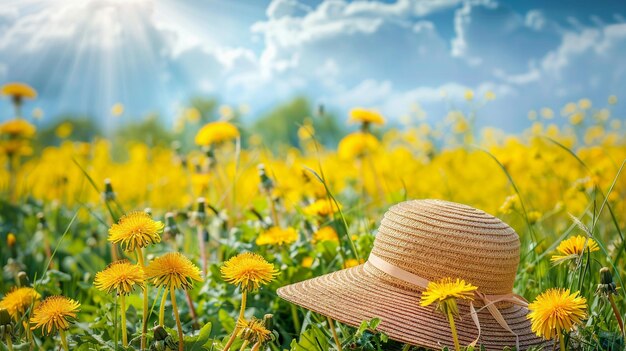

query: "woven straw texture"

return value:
[278, 199, 545, 350]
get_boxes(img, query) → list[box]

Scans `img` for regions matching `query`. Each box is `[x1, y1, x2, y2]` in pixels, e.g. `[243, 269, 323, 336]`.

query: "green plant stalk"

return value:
[290, 304, 301, 334]
[401, 344, 410, 351]
[196, 225, 207, 277]
[136, 248, 148, 350]
[59, 329, 69, 351]
[184, 290, 199, 330]
[170, 287, 184, 351]
[5, 334, 13, 351]
[447, 310, 460, 351]
[238, 340, 249, 351]
[608, 294, 625, 335]
[250, 341, 261, 351]
[558, 329, 566, 351]
[223, 290, 248, 351]
[159, 288, 168, 326]
[327, 317, 342, 351]
[120, 294, 128, 347]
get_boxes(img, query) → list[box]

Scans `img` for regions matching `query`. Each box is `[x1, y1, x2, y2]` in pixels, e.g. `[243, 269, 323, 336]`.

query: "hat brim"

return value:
[277, 262, 546, 351]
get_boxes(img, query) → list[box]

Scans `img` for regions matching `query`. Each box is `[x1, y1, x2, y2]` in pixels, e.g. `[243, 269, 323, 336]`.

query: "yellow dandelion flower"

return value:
[1, 82, 37, 100]
[484, 90, 496, 101]
[94, 260, 145, 295]
[337, 132, 379, 159]
[301, 257, 314, 268]
[0, 287, 40, 320]
[348, 108, 385, 125]
[111, 103, 124, 117]
[221, 252, 278, 291]
[108, 211, 164, 252]
[527, 288, 587, 340]
[343, 258, 364, 269]
[194, 121, 239, 146]
[312, 226, 339, 243]
[420, 277, 477, 316]
[55, 122, 73, 139]
[1, 139, 33, 156]
[303, 199, 341, 217]
[0, 119, 36, 138]
[452, 117, 469, 134]
[569, 112, 584, 125]
[256, 226, 298, 246]
[185, 107, 201, 122]
[578, 98, 592, 110]
[608, 95, 618, 105]
[540, 107, 554, 119]
[550, 235, 599, 265]
[219, 105, 235, 120]
[6, 233, 16, 247]
[237, 318, 272, 344]
[32, 107, 44, 120]
[145, 252, 202, 291]
[527, 211, 542, 225]
[464, 89, 474, 101]
[499, 194, 520, 214]
[30, 296, 80, 334]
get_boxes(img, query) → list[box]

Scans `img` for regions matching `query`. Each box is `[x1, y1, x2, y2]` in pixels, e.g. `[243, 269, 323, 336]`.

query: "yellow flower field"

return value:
[1, 84, 625, 351]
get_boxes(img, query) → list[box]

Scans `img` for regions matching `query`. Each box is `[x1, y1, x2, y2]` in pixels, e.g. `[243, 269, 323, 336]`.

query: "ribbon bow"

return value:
[367, 254, 528, 350]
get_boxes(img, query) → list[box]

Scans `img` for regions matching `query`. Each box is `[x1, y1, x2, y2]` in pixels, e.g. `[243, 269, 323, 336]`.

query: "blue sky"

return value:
[0, 0, 625, 131]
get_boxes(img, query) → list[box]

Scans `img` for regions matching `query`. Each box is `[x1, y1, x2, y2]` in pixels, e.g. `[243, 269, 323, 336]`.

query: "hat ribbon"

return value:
[367, 253, 528, 350]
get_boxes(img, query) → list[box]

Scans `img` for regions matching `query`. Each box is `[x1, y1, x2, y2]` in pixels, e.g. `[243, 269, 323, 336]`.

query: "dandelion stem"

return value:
[558, 328, 566, 351]
[222, 332, 237, 351]
[59, 329, 69, 351]
[223, 290, 248, 351]
[401, 344, 411, 351]
[290, 304, 301, 334]
[120, 294, 128, 347]
[239, 290, 247, 321]
[5, 334, 13, 351]
[136, 248, 148, 351]
[447, 309, 460, 351]
[327, 317, 342, 351]
[159, 287, 168, 326]
[238, 340, 249, 351]
[184, 289, 199, 330]
[609, 294, 625, 335]
[250, 342, 261, 351]
[196, 225, 207, 277]
[170, 287, 184, 351]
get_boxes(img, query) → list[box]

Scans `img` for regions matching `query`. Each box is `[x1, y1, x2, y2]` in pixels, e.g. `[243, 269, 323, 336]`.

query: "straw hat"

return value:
[278, 199, 545, 350]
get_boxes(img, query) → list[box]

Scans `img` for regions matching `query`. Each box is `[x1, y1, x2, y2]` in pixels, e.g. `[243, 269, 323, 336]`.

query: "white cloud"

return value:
[525, 10, 546, 31]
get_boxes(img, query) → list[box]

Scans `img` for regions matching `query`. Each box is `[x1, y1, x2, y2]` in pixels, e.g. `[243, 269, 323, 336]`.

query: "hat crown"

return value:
[370, 199, 520, 295]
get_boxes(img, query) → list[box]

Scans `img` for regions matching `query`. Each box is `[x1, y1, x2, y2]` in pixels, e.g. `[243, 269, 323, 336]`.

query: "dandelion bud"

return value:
[0, 308, 12, 339]
[258, 164, 273, 192]
[164, 212, 180, 237]
[153, 325, 169, 341]
[151, 325, 178, 351]
[193, 197, 207, 225]
[596, 267, 617, 296]
[0, 308, 10, 325]
[202, 145, 215, 160]
[103, 178, 116, 201]
[17, 271, 30, 287]
[262, 314, 274, 329]
[6, 233, 16, 248]
[37, 212, 47, 229]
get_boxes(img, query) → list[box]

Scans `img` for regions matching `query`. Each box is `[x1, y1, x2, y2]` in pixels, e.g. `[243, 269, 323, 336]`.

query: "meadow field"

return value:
[0, 85, 625, 351]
